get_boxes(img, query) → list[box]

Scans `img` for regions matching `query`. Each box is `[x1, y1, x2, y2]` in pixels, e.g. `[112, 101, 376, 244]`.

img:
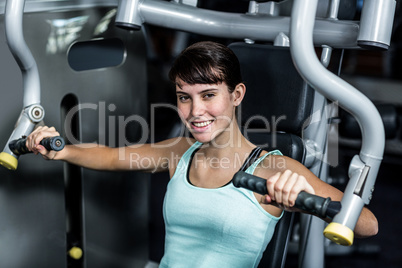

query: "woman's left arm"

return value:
[258, 155, 378, 238]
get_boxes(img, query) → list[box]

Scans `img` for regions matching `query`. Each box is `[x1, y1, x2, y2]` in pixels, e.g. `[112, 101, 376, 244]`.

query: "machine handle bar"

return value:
[232, 171, 341, 219]
[9, 136, 65, 155]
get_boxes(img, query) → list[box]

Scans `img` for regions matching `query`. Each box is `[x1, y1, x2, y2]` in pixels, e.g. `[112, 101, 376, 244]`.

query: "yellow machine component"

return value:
[0, 152, 18, 170]
[68, 246, 83, 260]
[323, 222, 354, 246]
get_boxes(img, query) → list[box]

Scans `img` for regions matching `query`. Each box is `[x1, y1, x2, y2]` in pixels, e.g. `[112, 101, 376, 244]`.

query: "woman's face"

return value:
[175, 79, 243, 145]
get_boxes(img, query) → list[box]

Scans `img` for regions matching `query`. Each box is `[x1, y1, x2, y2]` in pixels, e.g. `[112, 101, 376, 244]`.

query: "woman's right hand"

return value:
[26, 126, 61, 160]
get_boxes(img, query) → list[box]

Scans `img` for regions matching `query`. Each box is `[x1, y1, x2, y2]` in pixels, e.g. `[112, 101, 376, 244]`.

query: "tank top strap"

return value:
[246, 150, 283, 174]
[174, 141, 203, 176]
[239, 147, 263, 172]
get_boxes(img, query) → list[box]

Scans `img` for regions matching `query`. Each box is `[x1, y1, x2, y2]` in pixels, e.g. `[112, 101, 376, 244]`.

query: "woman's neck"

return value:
[200, 123, 255, 159]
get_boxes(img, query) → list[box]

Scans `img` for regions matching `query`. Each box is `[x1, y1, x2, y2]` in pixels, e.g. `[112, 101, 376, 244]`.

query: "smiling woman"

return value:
[25, 41, 378, 268]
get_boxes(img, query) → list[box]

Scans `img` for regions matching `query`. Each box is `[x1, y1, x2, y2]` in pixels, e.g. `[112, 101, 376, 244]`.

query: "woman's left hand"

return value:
[261, 169, 315, 211]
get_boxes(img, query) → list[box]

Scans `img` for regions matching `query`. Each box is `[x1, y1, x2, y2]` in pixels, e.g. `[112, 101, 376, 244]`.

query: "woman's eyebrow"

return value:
[199, 88, 218, 94]
[176, 88, 218, 94]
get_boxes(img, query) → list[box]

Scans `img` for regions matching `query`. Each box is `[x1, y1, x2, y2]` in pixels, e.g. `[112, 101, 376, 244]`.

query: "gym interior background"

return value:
[0, 0, 401, 267]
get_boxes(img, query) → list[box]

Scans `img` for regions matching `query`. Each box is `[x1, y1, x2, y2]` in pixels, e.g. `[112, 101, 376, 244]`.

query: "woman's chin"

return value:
[192, 133, 213, 144]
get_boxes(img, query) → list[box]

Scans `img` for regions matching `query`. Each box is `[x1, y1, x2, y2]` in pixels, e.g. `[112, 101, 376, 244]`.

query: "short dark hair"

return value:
[168, 41, 242, 93]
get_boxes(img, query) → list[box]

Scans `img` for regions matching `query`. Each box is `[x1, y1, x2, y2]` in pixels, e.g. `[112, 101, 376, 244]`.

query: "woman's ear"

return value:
[233, 83, 246, 107]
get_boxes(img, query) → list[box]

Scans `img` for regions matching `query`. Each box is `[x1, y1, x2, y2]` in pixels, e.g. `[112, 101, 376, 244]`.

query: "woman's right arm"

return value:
[26, 126, 190, 173]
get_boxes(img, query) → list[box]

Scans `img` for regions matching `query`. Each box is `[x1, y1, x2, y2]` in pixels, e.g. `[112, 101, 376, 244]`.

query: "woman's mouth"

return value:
[191, 120, 213, 128]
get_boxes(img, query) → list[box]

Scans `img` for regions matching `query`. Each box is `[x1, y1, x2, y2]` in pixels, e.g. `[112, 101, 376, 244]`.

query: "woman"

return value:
[27, 41, 377, 267]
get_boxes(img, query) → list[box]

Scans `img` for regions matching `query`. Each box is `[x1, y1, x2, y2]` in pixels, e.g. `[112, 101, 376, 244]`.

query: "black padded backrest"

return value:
[230, 43, 314, 135]
[230, 43, 314, 268]
[243, 131, 305, 163]
[229, 42, 343, 268]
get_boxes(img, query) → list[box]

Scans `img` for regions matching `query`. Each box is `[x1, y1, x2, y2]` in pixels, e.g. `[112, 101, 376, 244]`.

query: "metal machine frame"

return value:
[0, 0, 395, 267]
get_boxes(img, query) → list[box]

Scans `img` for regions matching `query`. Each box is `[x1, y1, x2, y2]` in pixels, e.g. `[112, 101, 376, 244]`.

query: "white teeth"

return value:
[193, 120, 212, 127]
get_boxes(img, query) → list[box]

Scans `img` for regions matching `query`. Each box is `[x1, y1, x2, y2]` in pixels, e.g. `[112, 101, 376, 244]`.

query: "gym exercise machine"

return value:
[0, 0, 394, 267]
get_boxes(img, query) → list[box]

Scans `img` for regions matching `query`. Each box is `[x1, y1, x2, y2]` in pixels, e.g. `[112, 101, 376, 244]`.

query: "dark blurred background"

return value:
[0, 0, 401, 267]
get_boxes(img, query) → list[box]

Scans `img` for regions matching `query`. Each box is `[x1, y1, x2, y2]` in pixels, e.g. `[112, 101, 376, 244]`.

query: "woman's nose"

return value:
[191, 99, 205, 117]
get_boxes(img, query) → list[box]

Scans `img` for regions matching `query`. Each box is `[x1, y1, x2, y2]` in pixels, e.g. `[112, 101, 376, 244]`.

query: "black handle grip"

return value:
[232, 171, 341, 219]
[9, 136, 65, 155]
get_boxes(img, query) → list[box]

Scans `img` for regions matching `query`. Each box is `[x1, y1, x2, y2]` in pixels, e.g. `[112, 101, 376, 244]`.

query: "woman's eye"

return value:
[178, 95, 189, 102]
[204, 93, 215, 99]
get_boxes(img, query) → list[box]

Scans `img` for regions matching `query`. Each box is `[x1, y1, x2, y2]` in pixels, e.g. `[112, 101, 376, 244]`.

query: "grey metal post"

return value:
[0, 0, 44, 170]
[297, 0, 341, 265]
[5, 0, 40, 107]
[290, 0, 385, 246]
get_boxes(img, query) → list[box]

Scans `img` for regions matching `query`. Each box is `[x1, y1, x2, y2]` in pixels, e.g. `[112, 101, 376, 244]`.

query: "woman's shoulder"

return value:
[256, 151, 311, 178]
[254, 151, 294, 176]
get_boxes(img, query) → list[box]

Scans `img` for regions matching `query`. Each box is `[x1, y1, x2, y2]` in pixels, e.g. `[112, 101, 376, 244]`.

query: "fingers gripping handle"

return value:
[232, 171, 352, 245]
[38, 136, 65, 152]
[8, 136, 65, 155]
[232, 171, 341, 219]
[0, 136, 65, 170]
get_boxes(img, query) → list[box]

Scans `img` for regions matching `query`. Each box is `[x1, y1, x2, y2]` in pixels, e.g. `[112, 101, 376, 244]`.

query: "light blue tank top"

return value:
[160, 142, 283, 268]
